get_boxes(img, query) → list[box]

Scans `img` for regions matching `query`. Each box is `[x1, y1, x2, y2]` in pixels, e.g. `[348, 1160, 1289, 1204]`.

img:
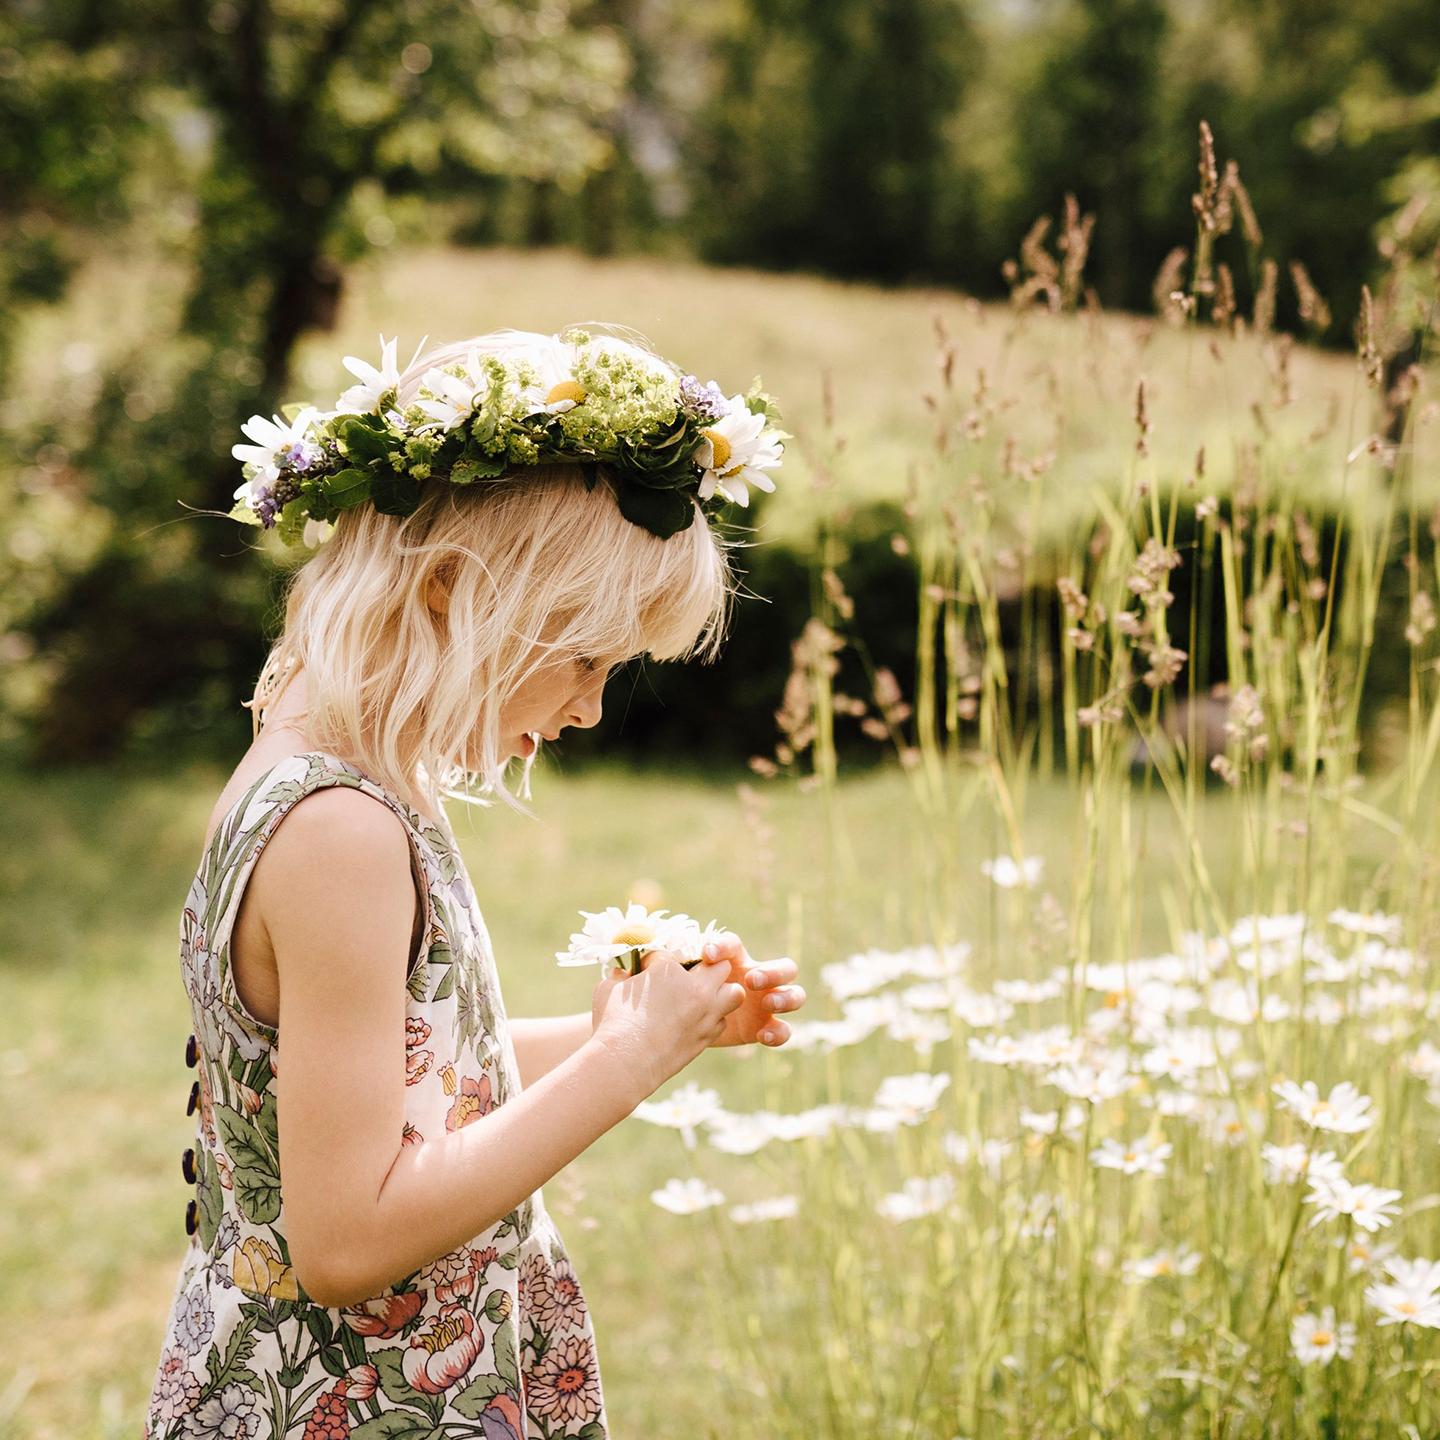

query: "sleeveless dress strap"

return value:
[197, 750, 436, 1043]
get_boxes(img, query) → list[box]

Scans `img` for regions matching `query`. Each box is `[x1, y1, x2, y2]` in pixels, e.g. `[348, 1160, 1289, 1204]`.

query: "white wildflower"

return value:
[650, 1177, 725, 1215]
[1272, 1079, 1375, 1134]
[1290, 1307, 1355, 1366]
[1091, 1135, 1172, 1177]
[981, 855, 1044, 889]
[1304, 1176, 1402, 1233]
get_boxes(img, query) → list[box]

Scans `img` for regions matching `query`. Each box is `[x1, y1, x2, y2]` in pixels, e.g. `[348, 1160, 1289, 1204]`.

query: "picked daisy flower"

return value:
[555, 902, 707, 975]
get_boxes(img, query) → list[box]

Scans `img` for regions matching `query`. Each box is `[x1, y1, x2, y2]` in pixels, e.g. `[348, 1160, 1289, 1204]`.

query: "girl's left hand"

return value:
[698, 932, 805, 1048]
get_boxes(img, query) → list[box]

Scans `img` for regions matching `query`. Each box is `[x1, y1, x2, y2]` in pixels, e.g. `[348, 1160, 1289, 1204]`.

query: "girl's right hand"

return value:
[590, 947, 744, 1099]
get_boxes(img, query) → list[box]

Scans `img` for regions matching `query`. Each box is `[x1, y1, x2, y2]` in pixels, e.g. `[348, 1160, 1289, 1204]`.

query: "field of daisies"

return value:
[590, 146, 1440, 1437]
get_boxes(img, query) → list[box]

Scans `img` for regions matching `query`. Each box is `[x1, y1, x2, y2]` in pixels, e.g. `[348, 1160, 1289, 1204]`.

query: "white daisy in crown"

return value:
[517, 337, 588, 417]
[693, 394, 784, 506]
[333, 333, 417, 416]
[414, 348, 489, 433]
[231, 405, 324, 492]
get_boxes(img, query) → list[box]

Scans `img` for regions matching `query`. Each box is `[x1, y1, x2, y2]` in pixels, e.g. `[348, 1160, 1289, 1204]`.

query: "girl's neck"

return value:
[256, 669, 444, 829]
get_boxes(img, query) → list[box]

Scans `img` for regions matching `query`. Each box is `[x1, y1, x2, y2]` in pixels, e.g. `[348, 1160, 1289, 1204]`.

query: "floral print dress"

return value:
[145, 750, 609, 1440]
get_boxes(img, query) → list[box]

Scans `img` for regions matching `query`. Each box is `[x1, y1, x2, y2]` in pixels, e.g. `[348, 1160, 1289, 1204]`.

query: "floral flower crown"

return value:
[229, 327, 792, 547]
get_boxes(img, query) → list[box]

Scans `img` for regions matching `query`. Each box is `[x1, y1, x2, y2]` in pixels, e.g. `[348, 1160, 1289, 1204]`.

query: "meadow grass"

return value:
[9, 126, 1440, 1439]
[4, 745, 1404, 1439]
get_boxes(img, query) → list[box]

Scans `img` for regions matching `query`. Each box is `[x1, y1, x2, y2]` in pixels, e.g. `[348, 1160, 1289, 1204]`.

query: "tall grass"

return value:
[634, 123, 1440, 1438]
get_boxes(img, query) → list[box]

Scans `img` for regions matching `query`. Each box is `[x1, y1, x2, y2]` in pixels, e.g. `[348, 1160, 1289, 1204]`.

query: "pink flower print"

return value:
[476, 1390, 524, 1440]
[525, 1253, 588, 1335]
[522, 1330, 603, 1426]
[340, 1290, 424, 1339]
[344, 1363, 378, 1400]
[402, 1301, 486, 1393]
[445, 1073, 496, 1131]
[236, 1080, 263, 1115]
[215, 1151, 234, 1191]
[148, 1346, 201, 1423]
[299, 1380, 350, 1440]
[198, 1067, 217, 1148]
[405, 1018, 434, 1085]
[420, 1242, 496, 1304]
[401, 1121, 423, 1146]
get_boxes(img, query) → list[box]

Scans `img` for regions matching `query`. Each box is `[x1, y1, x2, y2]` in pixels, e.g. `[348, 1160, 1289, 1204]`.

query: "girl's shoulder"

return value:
[201, 747, 454, 860]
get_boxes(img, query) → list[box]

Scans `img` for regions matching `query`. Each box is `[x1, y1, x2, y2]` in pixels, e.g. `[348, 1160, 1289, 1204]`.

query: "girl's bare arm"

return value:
[508, 1012, 593, 1089]
[252, 789, 647, 1308]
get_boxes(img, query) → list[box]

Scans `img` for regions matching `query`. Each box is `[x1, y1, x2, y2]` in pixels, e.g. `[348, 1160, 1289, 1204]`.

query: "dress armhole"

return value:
[209, 757, 435, 1040]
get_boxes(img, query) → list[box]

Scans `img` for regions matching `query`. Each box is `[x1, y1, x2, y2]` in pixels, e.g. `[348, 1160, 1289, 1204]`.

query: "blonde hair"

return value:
[244, 326, 740, 819]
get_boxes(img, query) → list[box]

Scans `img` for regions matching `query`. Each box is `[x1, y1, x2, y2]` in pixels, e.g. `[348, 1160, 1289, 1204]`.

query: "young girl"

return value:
[144, 326, 807, 1438]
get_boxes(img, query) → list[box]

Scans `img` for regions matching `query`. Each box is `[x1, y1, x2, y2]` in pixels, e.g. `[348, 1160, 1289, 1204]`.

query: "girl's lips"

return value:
[520, 733, 536, 756]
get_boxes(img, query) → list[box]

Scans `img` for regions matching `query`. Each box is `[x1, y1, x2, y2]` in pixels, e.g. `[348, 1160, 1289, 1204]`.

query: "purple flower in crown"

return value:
[280, 437, 322, 472]
[254, 474, 301, 528]
[678, 374, 728, 424]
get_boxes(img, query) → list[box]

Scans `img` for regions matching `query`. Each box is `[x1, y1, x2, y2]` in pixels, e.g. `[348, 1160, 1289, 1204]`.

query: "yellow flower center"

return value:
[702, 429, 731, 470]
[1400, 1301, 1418, 1315]
[1311, 1331, 1333, 1347]
[1154, 1260, 1172, 1275]
[546, 380, 586, 405]
[613, 922, 657, 947]
[418, 1313, 468, 1354]
[1123, 1151, 1138, 1163]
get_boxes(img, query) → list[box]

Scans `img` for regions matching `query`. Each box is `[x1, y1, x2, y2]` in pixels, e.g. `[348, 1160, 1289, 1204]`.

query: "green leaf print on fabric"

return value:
[451, 1370, 515, 1417]
[256, 1091, 279, 1154]
[372, 1347, 431, 1407]
[203, 1314, 260, 1391]
[431, 964, 456, 1002]
[349, 1413, 436, 1440]
[233, 1165, 282, 1225]
[492, 1314, 519, 1388]
[217, 1105, 272, 1173]
[196, 1144, 223, 1252]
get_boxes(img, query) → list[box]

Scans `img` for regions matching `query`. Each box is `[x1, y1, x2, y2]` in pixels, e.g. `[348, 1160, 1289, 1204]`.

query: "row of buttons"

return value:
[184, 1032, 198, 1236]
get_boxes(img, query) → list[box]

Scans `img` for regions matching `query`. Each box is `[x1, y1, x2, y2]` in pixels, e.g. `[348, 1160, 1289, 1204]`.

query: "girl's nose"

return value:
[567, 688, 604, 730]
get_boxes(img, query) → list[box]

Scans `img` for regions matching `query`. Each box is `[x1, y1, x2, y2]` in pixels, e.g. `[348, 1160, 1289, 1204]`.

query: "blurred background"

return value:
[4, 1, 1440, 1434]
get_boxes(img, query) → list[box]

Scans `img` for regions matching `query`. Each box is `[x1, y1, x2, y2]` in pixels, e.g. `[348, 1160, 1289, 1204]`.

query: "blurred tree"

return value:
[1161, 0, 1440, 340]
[16, 0, 629, 760]
[1006, 0, 1169, 310]
[682, 0, 979, 284]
